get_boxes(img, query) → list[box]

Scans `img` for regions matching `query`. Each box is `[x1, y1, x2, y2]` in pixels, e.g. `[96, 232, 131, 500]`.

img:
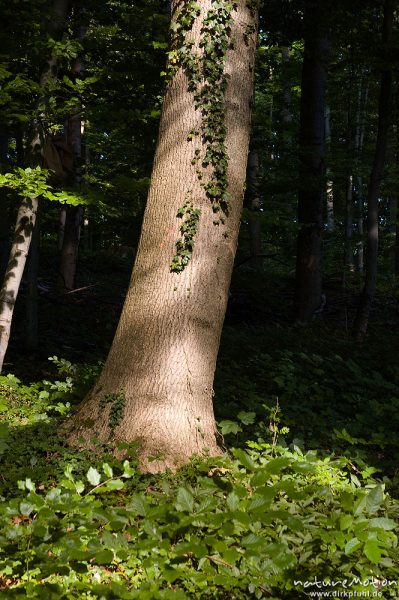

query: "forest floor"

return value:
[1, 251, 399, 598]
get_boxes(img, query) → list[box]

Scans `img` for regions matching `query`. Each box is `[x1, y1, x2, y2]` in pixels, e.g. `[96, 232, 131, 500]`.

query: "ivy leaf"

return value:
[87, 467, 101, 486]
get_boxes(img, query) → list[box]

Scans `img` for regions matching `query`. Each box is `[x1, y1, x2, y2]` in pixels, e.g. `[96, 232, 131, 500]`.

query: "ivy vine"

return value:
[171, 198, 201, 273]
[168, 0, 239, 273]
[99, 392, 126, 436]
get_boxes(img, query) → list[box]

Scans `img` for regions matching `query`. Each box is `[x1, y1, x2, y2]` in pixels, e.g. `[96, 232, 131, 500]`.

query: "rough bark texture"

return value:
[294, 16, 330, 322]
[67, 0, 258, 472]
[353, 0, 394, 341]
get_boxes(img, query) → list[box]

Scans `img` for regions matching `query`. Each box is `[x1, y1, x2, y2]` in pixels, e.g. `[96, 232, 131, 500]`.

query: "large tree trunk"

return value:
[294, 10, 330, 322]
[67, 0, 258, 472]
[353, 0, 394, 341]
[0, 0, 70, 373]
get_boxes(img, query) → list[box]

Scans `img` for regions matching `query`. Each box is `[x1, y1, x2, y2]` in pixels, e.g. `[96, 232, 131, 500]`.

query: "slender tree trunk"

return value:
[355, 82, 368, 273]
[246, 145, 262, 267]
[58, 205, 83, 290]
[353, 0, 394, 340]
[344, 174, 354, 276]
[389, 196, 397, 272]
[325, 105, 334, 231]
[59, 24, 85, 292]
[58, 206, 67, 250]
[281, 47, 292, 138]
[0, 198, 39, 369]
[395, 217, 399, 276]
[0, 0, 69, 373]
[25, 204, 41, 350]
[67, 0, 258, 471]
[294, 12, 330, 322]
[356, 175, 364, 272]
[0, 133, 10, 283]
[395, 125, 399, 275]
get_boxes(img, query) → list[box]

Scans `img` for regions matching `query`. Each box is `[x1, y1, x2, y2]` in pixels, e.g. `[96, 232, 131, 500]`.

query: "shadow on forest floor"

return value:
[1, 259, 399, 499]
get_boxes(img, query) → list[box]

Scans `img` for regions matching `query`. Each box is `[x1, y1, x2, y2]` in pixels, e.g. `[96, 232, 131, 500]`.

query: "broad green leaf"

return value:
[369, 517, 396, 531]
[176, 487, 194, 513]
[87, 467, 101, 486]
[219, 420, 242, 435]
[340, 515, 353, 531]
[127, 494, 148, 517]
[345, 537, 362, 555]
[95, 549, 114, 565]
[265, 456, 291, 474]
[105, 479, 124, 492]
[102, 463, 113, 478]
[226, 491, 240, 511]
[364, 540, 382, 564]
[233, 448, 256, 470]
[237, 411, 256, 425]
[366, 485, 384, 514]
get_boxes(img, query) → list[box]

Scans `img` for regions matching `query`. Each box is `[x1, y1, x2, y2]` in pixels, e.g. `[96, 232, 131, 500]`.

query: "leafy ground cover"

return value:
[1, 262, 399, 598]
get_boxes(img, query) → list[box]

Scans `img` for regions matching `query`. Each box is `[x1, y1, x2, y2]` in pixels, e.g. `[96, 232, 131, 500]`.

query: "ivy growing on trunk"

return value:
[169, 0, 238, 272]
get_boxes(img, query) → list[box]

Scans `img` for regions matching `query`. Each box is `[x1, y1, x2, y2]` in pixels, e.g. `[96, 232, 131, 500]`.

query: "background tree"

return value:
[353, 0, 395, 340]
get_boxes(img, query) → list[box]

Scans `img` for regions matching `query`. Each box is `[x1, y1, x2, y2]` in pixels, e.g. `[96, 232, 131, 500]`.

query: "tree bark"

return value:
[0, 133, 10, 283]
[25, 203, 41, 351]
[355, 82, 368, 273]
[58, 23, 85, 292]
[353, 0, 394, 341]
[66, 0, 258, 472]
[0, 0, 70, 373]
[246, 145, 262, 267]
[294, 11, 330, 322]
[356, 175, 364, 272]
[0, 198, 39, 370]
[325, 105, 334, 232]
[344, 174, 354, 277]
[58, 205, 83, 291]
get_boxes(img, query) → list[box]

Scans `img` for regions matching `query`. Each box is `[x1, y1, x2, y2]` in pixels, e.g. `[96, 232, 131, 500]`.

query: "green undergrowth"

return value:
[215, 321, 399, 493]
[1, 343, 399, 598]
